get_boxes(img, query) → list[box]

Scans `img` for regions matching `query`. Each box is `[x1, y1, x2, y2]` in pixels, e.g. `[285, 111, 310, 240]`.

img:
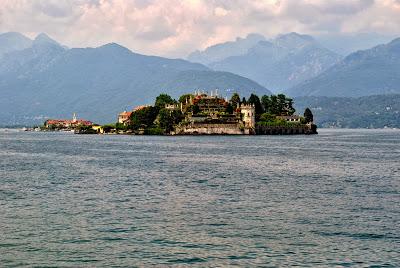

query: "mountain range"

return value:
[294, 95, 400, 128]
[189, 33, 342, 91]
[287, 38, 400, 97]
[0, 32, 269, 125]
[1, 31, 400, 127]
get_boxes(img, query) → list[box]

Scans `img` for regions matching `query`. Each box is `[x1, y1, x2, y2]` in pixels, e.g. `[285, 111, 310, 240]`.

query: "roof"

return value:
[45, 119, 93, 126]
[133, 105, 150, 111]
[119, 111, 133, 117]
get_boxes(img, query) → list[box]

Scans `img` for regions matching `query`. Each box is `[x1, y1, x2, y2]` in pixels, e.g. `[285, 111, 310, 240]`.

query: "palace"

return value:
[173, 90, 256, 135]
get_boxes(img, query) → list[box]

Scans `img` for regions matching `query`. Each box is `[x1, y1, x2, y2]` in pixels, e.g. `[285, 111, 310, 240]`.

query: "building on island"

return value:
[118, 111, 133, 125]
[44, 113, 93, 129]
[173, 90, 256, 135]
[276, 115, 302, 123]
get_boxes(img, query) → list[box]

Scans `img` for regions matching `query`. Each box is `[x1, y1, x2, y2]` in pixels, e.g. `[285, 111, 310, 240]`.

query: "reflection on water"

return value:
[0, 129, 399, 266]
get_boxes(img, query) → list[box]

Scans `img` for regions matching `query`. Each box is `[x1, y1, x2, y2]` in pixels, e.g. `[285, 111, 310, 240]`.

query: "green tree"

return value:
[286, 97, 296, 115]
[261, 95, 271, 113]
[269, 95, 278, 115]
[248, 93, 263, 117]
[155, 94, 176, 109]
[130, 106, 158, 130]
[189, 104, 200, 114]
[304, 108, 314, 123]
[225, 103, 234, 114]
[230, 93, 241, 109]
[276, 94, 287, 115]
[260, 113, 276, 122]
[157, 109, 183, 133]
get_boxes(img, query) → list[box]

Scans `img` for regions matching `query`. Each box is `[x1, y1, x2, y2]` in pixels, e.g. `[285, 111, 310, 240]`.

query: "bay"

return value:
[0, 129, 399, 266]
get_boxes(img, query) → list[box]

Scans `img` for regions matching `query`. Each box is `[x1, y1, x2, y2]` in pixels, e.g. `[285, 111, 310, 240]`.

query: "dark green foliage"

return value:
[102, 124, 115, 133]
[260, 113, 276, 122]
[260, 94, 295, 116]
[155, 94, 176, 109]
[247, 94, 263, 116]
[130, 106, 158, 130]
[158, 109, 184, 133]
[230, 93, 241, 108]
[144, 127, 164, 135]
[75, 125, 97, 134]
[115, 122, 128, 131]
[242, 97, 247, 104]
[225, 103, 234, 114]
[304, 108, 313, 123]
[189, 104, 200, 114]
[261, 95, 271, 114]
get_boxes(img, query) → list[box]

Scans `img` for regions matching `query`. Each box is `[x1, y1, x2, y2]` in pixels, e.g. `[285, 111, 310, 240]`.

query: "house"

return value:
[118, 111, 133, 125]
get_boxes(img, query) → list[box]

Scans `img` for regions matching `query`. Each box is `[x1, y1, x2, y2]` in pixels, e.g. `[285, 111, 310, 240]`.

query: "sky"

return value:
[1, 0, 400, 57]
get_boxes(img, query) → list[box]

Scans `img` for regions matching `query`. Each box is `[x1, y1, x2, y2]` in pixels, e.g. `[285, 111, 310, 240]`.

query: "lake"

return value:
[0, 129, 399, 266]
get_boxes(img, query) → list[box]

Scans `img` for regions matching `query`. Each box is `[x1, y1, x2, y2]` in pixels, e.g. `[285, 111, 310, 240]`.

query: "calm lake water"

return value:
[0, 129, 399, 267]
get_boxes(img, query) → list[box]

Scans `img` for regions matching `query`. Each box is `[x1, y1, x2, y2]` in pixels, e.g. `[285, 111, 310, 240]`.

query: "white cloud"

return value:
[0, 0, 399, 57]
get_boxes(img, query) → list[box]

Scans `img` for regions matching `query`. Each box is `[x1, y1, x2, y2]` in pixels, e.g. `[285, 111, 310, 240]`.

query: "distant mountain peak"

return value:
[388, 37, 400, 46]
[97, 42, 135, 56]
[275, 32, 316, 47]
[0, 32, 33, 57]
[33, 33, 60, 46]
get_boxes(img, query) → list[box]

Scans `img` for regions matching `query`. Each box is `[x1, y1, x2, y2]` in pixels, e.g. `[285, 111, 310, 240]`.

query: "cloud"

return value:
[0, 0, 399, 57]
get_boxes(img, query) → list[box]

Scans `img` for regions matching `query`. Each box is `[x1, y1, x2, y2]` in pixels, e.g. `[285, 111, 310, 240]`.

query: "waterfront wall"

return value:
[174, 123, 247, 135]
[256, 124, 317, 135]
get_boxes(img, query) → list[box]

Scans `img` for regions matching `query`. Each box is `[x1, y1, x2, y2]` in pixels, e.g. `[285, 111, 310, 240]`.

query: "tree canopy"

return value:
[155, 94, 176, 109]
[304, 108, 313, 123]
[130, 106, 158, 130]
[230, 93, 241, 108]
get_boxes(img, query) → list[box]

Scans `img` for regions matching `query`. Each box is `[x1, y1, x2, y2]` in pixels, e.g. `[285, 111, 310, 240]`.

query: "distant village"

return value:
[42, 91, 317, 135]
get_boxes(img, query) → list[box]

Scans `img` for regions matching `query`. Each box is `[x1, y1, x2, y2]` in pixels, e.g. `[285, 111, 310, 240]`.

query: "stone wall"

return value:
[174, 123, 245, 135]
[256, 124, 317, 135]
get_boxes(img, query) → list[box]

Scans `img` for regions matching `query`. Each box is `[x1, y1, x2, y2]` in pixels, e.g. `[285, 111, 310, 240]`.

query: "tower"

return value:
[240, 104, 255, 128]
[72, 113, 77, 123]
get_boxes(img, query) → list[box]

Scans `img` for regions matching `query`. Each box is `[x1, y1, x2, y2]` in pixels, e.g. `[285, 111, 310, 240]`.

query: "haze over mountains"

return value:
[0, 32, 269, 125]
[188, 33, 339, 91]
[200, 33, 342, 91]
[1, 31, 400, 127]
[189, 32, 400, 98]
[288, 38, 400, 97]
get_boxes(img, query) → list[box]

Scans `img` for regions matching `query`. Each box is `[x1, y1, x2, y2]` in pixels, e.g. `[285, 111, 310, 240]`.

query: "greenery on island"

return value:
[110, 92, 313, 134]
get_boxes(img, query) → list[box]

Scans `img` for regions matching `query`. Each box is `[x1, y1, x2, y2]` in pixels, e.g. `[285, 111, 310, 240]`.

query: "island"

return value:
[43, 91, 317, 135]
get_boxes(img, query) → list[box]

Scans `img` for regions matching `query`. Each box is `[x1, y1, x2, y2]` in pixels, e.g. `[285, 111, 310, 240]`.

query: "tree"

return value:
[225, 103, 234, 114]
[276, 94, 287, 115]
[286, 97, 296, 115]
[157, 108, 183, 133]
[155, 94, 176, 109]
[242, 97, 247, 104]
[269, 95, 278, 115]
[248, 93, 263, 117]
[230, 93, 241, 108]
[261, 95, 271, 114]
[304, 108, 314, 123]
[130, 106, 158, 130]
